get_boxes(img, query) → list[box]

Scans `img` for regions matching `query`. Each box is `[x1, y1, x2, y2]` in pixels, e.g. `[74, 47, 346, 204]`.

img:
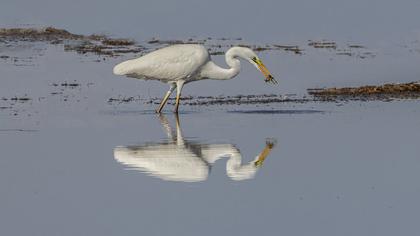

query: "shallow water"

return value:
[1, 1, 420, 234]
[1, 95, 420, 236]
[1, 44, 420, 236]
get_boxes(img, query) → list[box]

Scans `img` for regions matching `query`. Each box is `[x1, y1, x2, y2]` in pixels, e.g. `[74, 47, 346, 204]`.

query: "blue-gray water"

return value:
[1, 1, 420, 235]
[2, 0, 420, 43]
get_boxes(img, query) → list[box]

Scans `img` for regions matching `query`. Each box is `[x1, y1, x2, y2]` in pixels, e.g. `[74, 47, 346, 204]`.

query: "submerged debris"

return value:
[273, 45, 303, 54]
[308, 81, 420, 101]
[0, 96, 32, 116]
[51, 82, 81, 87]
[306, 40, 375, 59]
[102, 38, 135, 46]
[10, 97, 31, 101]
[146, 37, 210, 46]
[348, 44, 365, 49]
[108, 96, 138, 103]
[308, 40, 337, 49]
[108, 94, 311, 106]
[147, 38, 186, 45]
[0, 129, 39, 132]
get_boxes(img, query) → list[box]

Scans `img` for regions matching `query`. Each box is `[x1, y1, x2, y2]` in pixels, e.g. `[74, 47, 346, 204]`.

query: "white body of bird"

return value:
[113, 44, 276, 113]
[113, 44, 209, 83]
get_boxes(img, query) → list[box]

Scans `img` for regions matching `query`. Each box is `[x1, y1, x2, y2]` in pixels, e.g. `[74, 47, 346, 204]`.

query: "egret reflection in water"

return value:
[114, 114, 276, 182]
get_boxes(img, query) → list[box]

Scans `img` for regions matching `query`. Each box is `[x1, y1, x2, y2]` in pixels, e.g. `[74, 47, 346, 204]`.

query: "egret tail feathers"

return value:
[113, 60, 137, 75]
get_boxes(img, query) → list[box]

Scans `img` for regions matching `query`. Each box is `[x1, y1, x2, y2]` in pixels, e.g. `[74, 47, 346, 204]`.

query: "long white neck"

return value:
[200, 47, 241, 80]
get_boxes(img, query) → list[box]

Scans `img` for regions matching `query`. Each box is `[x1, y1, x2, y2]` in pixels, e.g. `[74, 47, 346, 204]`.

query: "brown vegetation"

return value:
[308, 82, 420, 100]
[0, 27, 141, 56]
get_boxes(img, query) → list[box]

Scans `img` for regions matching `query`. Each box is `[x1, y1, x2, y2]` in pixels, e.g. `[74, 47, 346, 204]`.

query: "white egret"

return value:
[113, 44, 277, 113]
[114, 114, 276, 182]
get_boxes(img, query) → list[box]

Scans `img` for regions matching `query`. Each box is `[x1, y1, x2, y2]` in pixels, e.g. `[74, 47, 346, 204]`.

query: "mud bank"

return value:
[0, 27, 142, 56]
[308, 81, 420, 101]
[0, 27, 84, 41]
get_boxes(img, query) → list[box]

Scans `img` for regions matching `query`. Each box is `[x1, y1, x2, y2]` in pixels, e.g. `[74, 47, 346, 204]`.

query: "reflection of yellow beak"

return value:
[254, 140, 276, 167]
[254, 58, 277, 84]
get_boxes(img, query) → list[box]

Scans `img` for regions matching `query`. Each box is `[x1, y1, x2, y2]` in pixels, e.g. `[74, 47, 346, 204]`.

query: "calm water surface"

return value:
[1, 96, 420, 236]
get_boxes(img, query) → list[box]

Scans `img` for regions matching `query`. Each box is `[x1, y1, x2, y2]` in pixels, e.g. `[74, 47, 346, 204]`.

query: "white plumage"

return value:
[113, 44, 276, 113]
[113, 44, 208, 82]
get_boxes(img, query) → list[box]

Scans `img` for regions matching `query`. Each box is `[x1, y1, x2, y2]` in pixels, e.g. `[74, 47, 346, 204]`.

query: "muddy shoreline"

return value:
[308, 81, 420, 101]
[0, 27, 143, 56]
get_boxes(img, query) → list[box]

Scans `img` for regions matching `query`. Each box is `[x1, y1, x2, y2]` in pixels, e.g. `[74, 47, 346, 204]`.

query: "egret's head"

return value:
[231, 47, 277, 84]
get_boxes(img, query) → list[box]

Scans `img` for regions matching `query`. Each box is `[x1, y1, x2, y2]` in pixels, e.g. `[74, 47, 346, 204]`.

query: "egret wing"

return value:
[114, 44, 209, 82]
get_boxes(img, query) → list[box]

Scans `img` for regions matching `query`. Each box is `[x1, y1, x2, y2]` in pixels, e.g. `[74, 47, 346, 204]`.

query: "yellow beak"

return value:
[254, 58, 277, 84]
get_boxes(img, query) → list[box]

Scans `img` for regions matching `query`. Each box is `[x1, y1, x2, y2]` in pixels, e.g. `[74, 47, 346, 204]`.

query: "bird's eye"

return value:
[252, 57, 257, 62]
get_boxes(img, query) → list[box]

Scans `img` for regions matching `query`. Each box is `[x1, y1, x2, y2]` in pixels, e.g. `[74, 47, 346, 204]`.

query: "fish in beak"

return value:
[252, 57, 277, 84]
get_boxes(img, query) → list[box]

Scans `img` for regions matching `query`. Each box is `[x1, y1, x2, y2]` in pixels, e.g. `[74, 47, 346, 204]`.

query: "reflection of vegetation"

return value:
[113, 114, 276, 182]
